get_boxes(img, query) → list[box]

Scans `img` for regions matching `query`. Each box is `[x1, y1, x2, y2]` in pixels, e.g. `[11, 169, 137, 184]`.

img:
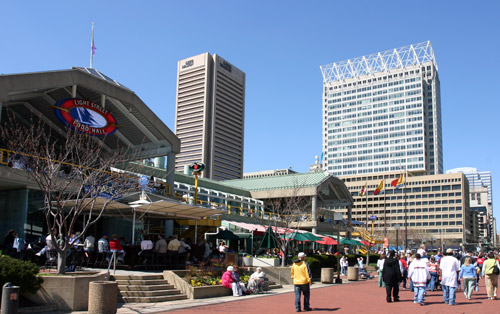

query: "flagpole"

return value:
[90, 22, 94, 68]
[384, 182, 387, 237]
[404, 167, 408, 251]
[365, 181, 368, 231]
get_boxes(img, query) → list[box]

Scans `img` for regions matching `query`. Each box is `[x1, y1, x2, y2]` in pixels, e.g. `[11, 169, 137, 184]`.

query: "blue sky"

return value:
[1, 1, 499, 230]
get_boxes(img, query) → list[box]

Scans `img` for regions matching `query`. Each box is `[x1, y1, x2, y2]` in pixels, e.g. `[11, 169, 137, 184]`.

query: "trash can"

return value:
[321, 268, 334, 283]
[347, 266, 359, 281]
[88, 281, 118, 314]
[1, 283, 20, 314]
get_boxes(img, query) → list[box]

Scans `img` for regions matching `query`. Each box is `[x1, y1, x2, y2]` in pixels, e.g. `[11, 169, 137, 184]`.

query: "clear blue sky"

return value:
[1, 1, 500, 230]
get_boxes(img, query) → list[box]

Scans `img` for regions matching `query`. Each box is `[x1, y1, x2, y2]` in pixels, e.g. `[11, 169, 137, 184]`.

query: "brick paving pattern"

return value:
[167, 279, 497, 314]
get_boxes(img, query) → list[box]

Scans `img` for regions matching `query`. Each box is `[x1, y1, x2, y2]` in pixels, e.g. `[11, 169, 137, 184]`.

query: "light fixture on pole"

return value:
[334, 212, 343, 284]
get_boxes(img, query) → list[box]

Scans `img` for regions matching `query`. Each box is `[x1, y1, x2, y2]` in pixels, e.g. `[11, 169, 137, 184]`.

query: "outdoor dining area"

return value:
[215, 221, 367, 268]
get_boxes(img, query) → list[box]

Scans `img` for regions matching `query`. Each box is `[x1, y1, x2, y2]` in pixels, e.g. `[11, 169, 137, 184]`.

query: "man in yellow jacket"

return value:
[291, 252, 312, 312]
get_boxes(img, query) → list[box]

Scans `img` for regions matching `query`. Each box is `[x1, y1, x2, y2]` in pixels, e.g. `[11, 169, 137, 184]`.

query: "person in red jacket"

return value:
[109, 234, 125, 262]
[399, 254, 409, 289]
[221, 266, 242, 296]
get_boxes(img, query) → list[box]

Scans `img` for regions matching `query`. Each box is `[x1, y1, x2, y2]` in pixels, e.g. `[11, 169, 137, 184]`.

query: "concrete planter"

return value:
[163, 271, 232, 299]
[243, 256, 253, 266]
[25, 272, 105, 311]
[252, 258, 280, 267]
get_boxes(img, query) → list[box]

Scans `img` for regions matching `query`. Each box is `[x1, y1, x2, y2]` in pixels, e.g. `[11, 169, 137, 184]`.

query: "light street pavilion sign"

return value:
[53, 98, 118, 136]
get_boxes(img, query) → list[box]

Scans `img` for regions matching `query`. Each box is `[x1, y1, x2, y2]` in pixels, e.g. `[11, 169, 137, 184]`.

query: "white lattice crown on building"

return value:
[320, 41, 437, 83]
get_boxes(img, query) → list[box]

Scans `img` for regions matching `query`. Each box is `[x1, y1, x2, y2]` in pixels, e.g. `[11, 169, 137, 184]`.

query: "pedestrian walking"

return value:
[291, 252, 312, 312]
[399, 253, 409, 289]
[439, 248, 461, 305]
[408, 253, 430, 306]
[427, 256, 439, 291]
[340, 255, 348, 276]
[481, 251, 500, 300]
[459, 256, 476, 300]
[382, 250, 401, 303]
[377, 254, 386, 287]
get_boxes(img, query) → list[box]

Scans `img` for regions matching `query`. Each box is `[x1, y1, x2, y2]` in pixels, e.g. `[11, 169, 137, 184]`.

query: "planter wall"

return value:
[25, 272, 105, 311]
[252, 258, 280, 267]
[163, 271, 231, 299]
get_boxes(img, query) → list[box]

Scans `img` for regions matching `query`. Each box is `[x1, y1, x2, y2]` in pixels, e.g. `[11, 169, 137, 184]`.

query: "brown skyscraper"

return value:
[174, 53, 245, 180]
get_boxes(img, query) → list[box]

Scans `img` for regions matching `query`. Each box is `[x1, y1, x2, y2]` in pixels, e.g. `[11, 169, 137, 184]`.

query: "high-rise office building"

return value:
[320, 41, 443, 177]
[447, 167, 495, 246]
[174, 53, 245, 180]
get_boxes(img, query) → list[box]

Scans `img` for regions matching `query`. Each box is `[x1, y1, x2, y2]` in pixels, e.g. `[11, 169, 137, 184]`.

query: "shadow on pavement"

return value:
[311, 308, 340, 311]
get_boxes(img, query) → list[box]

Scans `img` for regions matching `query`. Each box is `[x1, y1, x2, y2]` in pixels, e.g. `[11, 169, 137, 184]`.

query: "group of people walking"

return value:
[379, 248, 500, 306]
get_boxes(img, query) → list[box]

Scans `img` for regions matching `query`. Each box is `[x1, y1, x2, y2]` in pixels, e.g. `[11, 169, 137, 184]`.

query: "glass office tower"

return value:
[320, 41, 443, 176]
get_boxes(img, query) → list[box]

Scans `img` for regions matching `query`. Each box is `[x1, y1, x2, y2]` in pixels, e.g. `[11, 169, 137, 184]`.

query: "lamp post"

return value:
[334, 212, 343, 284]
[367, 215, 377, 266]
[394, 224, 401, 252]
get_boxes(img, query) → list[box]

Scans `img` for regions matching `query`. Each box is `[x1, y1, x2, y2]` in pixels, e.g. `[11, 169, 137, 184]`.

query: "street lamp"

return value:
[367, 215, 377, 266]
[334, 212, 343, 284]
[394, 224, 401, 252]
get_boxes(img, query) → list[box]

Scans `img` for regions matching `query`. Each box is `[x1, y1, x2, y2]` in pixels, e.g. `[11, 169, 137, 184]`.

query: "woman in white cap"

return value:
[221, 265, 242, 296]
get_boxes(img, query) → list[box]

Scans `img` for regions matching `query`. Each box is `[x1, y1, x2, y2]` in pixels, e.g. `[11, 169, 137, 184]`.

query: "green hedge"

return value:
[0, 255, 43, 294]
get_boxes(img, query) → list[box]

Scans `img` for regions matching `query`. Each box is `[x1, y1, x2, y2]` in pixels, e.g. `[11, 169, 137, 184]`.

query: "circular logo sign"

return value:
[53, 98, 118, 136]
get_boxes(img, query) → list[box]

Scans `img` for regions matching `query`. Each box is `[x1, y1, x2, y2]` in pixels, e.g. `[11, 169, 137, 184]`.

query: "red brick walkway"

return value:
[167, 279, 497, 314]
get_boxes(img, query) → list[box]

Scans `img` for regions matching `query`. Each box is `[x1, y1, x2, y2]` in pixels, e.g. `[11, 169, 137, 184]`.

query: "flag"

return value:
[373, 179, 385, 195]
[391, 173, 405, 189]
[359, 183, 367, 196]
[91, 23, 96, 56]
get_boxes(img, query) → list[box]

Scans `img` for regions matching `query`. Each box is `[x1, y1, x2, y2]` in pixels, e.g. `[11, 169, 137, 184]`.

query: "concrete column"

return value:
[312, 196, 318, 235]
[166, 152, 175, 196]
[165, 220, 173, 238]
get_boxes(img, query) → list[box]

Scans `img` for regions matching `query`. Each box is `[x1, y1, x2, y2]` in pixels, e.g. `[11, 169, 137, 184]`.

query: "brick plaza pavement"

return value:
[167, 279, 497, 314]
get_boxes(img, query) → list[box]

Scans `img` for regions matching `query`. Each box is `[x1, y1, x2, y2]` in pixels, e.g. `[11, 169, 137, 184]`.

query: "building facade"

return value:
[447, 167, 495, 246]
[339, 172, 474, 248]
[320, 41, 443, 177]
[174, 53, 245, 180]
[243, 168, 298, 179]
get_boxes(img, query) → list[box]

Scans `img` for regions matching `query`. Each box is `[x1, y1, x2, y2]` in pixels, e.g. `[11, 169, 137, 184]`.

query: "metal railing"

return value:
[173, 194, 314, 222]
[105, 251, 117, 281]
[0, 147, 171, 196]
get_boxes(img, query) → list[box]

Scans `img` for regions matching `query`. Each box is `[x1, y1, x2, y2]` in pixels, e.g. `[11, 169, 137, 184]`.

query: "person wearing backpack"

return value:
[481, 251, 500, 300]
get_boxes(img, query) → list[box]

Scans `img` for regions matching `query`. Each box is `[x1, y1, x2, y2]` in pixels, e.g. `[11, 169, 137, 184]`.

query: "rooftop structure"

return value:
[320, 41, 437, 83]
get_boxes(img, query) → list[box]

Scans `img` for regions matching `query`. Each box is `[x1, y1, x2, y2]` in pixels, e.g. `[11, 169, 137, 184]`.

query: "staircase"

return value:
[267, 280, 283, 290]
[112, 274, 187, 303]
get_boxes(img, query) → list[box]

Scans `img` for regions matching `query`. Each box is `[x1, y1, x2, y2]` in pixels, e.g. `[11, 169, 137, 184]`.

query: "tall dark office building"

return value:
[174, 53, 245, 180]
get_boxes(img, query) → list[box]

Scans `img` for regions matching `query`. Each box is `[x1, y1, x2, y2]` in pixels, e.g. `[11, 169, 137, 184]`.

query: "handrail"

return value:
[105, 250, 117, 281]
[173, 193, 315, 222]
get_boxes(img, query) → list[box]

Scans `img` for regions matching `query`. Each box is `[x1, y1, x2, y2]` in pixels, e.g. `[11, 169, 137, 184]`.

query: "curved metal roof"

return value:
[0, 68, 180, 159]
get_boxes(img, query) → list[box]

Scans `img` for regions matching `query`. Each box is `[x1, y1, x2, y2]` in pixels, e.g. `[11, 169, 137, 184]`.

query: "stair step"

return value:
[115, 279, 168, 285]
[118, 284, 175, 291]
[119, 294, 187, 303]
[269, 284, 282, 289]
[112, 274, 164, 280]
[119, 289, 181, 297]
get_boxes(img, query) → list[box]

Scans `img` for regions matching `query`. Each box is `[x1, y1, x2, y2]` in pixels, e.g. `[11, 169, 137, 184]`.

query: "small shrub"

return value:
[0, 255, 43, 294]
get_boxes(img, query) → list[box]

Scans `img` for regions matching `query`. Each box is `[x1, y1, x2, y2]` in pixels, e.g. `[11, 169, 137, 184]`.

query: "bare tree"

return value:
[258, 184, 312, 267]
[1, 112, 140, 274]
